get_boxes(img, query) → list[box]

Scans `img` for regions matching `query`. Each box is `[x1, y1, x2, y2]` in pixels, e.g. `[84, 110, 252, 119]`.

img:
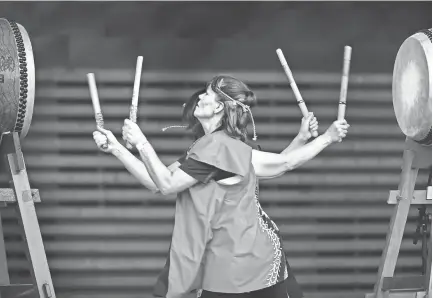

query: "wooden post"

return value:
[427, 234, 432, 298]
[0, 134, 10, 298]
[0, 132, 56, 298]
[373, 149, 418, 298]
[0, 210, 10, 287]
[426, 171, 432, 298]
[366, 138, 432, 298]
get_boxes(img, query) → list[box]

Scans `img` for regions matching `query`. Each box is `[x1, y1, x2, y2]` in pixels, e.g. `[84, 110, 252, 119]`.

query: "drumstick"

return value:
[276, 48, 318, 137]
[87, 73, 108, 150]
[338, 46, 352, 121]
[126, 56, 144, 149]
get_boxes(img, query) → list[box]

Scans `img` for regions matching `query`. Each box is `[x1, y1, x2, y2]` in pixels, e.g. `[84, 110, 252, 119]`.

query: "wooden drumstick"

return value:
[276, 48, 318, 137]
[126, 56, 144, 149]
[87, 73, 108, 150]
[338, 46, 352, 121]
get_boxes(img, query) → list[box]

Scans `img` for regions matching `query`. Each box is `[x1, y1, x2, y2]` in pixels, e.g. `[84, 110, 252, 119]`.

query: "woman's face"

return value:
[194, 86, 221, 119]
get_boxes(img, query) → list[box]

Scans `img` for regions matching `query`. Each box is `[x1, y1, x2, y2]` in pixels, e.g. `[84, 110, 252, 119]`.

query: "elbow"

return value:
[140, 182, 160, 194]
[284, 163, 295, 172]
[283, 157, 296, 172]
[285, 158, 305, 171]
[283, 154, 306, 172]
[150, 188, 160, 194]
[159, 188, 171, 196]
[137, 178, 160, 194]
[159, 180, 174, 195]
[142, 183, 173, 196]
[159, 185, 177, 196]
[160, 189, 177, 196]
[152, 175, 175, 195]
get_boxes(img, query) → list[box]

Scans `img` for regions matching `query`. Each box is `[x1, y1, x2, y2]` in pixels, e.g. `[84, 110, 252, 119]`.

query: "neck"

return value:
[198, 117, 222, 135]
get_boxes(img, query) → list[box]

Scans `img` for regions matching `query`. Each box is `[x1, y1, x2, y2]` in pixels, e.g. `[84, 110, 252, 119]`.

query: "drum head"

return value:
[0, 18, 35, 139]
[393, 30, 432, 144]
[0, 19, 20, 135]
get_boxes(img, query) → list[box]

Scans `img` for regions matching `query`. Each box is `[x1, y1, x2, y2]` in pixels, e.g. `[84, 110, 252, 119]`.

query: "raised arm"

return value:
[218, 114, 320, 184]
[252, 120, 349, 179]
[112, 146, 184, 194]
[280, 112, 318, 154]
[112, 145, 160, 193]
[122, 119, 199, 195]
[93, 128, 182, 194]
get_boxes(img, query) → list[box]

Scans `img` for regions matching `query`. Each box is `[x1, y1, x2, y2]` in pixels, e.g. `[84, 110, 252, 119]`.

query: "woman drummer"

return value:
[93, 75, 349, 298]
[152, 86, 318, 298]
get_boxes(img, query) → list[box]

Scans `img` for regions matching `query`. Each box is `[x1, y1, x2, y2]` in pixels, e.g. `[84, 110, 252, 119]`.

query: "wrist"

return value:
[134, 135, 148, 146]
[136, 139, 151, 151]
[111, 144, 126, 157]
[319, 133, 333, 145]
[296, 133, 309, 143]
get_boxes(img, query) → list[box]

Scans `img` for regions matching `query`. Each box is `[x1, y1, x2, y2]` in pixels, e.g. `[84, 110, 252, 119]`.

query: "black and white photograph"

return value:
[0, 1, 431, 298]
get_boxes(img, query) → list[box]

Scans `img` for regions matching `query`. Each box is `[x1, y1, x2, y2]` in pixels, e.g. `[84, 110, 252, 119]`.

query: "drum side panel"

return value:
[0, 19, 19, 134]
[392, 37, 431, 141]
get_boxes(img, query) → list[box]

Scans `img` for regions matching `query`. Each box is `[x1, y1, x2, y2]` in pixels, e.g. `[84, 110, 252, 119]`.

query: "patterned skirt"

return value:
[199, 275, 303, 298]
[153, 247, 303, 298]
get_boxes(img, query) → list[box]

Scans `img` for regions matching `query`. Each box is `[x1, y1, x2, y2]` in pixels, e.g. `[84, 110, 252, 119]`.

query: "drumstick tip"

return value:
[344, 46, 352, 60]
[276, 48, 283, 56]
[276, 49, 287, 63]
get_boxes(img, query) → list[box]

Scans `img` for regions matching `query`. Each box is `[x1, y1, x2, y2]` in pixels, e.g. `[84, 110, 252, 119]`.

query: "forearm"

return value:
[284, 134, 332, 170]
[253, 134, 332, 179]
[136, 141, 176, 195]
[281, 134, 308, 155]
[112, 146, 159, 193]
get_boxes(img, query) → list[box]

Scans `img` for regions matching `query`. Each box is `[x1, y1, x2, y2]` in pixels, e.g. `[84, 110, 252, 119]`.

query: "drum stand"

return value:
[0, 132, 56, 298]
[366, 138, 432, 298]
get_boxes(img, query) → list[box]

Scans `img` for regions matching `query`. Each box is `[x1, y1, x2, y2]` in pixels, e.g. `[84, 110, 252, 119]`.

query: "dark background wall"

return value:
[0, 1, 431, 72]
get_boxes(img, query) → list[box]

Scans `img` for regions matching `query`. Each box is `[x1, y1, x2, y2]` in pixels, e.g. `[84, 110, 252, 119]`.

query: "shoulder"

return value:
[188, 131, 252, 177]
[190, 131, 250, 154]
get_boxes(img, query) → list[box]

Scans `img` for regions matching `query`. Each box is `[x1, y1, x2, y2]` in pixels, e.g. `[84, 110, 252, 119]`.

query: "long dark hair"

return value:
[182, 88, 205, 140]
[207, 75, 257, 142]
[183, 75, 257, 141]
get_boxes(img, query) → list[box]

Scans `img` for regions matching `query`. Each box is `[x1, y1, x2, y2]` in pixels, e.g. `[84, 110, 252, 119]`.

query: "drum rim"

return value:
[16, 23, 35, 139]
[416, 28, 432, 146]
[392, 29, 432, 145]
[7, 20, 33, 138]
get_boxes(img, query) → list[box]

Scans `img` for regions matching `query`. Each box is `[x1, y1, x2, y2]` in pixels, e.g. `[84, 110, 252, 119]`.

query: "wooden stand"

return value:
[366, 138, 432, 298]
[0, 132, 56, 298]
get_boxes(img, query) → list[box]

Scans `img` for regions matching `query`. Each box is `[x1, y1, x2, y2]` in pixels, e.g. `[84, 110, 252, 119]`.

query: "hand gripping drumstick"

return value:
[126, 56, 144, 149]
[276, 48, 318, 137]
[338, 46, 352, 121]
[87, 73, 108, 150]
